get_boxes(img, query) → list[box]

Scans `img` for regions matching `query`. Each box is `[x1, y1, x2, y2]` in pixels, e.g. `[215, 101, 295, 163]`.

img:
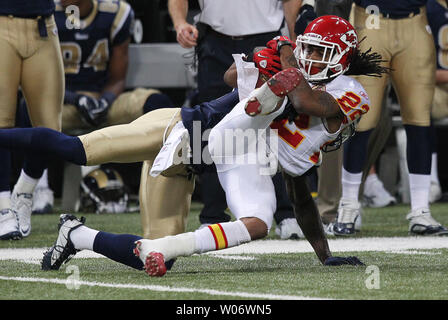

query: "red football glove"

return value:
[266, 35, 296, 53]
[252, 47, 282, 78]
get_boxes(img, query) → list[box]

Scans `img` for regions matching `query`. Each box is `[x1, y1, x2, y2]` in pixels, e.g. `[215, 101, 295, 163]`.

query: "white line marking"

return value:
[1, 237, 447, 261]
[208, 236, 448, 255]
[211, 254, 256, 260]
[0, 276, 325, 300]
[387, 250, 442, 255]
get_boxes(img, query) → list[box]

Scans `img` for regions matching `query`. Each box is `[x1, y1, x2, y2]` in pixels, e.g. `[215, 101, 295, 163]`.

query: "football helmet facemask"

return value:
[78, 168, 129, 214]
[294, 15, 358, 82]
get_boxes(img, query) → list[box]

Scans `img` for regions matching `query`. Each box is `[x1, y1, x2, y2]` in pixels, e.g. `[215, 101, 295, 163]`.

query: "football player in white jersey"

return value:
[131, 15, 387, 276]
[39, 16, 387, 276]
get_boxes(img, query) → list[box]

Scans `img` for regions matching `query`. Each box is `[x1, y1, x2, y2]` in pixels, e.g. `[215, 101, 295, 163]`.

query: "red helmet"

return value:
[294, 15, 358, 82]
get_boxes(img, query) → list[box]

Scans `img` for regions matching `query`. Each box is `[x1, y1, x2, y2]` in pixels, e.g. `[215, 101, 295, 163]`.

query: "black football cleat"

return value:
[41, 214, 86, 270]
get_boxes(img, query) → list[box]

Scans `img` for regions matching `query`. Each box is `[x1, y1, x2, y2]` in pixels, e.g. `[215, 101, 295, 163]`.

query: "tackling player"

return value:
[38, 16, 386, 276]
[15, 0, 174, 220]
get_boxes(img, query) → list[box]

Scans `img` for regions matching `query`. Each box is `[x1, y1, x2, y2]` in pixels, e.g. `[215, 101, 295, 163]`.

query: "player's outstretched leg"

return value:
[41, 214, 176, 272]
[42, 214, 145, 271]
[42, 214, 87, 270]
[134, 219, 254, 277]
[245, 67, 303, 116]
[0, 127, 87, 165]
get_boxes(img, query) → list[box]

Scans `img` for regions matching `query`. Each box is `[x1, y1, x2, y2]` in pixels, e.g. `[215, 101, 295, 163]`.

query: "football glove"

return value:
[294, 4, 317, 35]
[266, 35, 296, 54]
[76, 94, 110, 127]
[324, 256, 365, 266]
[252, 47, 282, 78]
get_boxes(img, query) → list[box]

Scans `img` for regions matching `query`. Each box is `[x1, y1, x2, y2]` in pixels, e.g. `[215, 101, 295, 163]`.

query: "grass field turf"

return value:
[1, 202, 448, 301]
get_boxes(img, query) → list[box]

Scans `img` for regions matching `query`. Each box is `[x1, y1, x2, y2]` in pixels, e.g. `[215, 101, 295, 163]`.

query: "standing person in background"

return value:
[332, 0, 448, 236]
[422, 0, 448, 203]
[0, 0, 64, 240]
[168, 0, 304, 239]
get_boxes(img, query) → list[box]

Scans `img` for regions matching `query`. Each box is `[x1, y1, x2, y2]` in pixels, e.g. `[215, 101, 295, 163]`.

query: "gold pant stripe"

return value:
[208, 224, 228, 250]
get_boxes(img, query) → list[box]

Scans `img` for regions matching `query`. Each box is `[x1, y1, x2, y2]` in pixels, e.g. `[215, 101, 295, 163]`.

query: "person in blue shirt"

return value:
[0, 0, 64, 240]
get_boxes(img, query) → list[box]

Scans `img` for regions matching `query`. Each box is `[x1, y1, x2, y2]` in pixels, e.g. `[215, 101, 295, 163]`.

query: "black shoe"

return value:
[41, 214, 86, 270]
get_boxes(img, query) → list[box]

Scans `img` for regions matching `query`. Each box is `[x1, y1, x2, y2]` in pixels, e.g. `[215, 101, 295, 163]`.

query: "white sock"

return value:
[14, 170, 39, 194]
[146, 232, 196, 261]
[409, 173, 431, 211]
[194, 220, 251, 253]
[430, 153, 439, 184]
[341, 167, 362, 201]
[36, 169, 49, 189]
[0, 191, 11, 210]
[69, 225, 99, 251]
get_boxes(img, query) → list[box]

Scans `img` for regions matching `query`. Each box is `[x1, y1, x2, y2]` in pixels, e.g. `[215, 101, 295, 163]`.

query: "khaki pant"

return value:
[62, 88, 160, 133]
[0, 15, 64, 130]
[79, 108, 194, 238]
[353, 5, 435, 131]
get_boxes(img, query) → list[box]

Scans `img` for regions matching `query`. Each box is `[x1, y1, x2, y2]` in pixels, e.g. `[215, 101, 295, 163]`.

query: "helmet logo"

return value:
[340, 30, 358, 48]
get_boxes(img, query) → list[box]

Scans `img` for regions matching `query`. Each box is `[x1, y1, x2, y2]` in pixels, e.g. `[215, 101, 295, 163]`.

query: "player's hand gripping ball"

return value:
[253, 47, 282, 79]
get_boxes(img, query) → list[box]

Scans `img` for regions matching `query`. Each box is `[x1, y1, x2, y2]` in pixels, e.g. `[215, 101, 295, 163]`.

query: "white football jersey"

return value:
[271, 75, 370, 177]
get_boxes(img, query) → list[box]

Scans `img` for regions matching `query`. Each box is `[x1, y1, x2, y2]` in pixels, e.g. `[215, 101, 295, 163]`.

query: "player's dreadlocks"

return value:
[345, 37, 390, 77]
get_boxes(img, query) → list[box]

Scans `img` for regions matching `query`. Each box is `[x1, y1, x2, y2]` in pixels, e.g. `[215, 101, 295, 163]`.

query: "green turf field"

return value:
[1, 201, 448, 301]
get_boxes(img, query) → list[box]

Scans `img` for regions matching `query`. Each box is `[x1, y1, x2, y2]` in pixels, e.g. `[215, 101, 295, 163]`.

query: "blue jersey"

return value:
[181, 90, 240, 174]
[54, 0, 134, 92]
[354, 0, 427, 17]
[0, 0, 54, 16]
[427, 0, 448, 70]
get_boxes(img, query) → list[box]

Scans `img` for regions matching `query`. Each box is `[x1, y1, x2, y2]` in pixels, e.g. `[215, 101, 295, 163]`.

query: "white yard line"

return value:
[1, 237, 446, 300]
[0, 276, 323, 300]
[1, 236, 447, 262]
[209, 236, 448, 255]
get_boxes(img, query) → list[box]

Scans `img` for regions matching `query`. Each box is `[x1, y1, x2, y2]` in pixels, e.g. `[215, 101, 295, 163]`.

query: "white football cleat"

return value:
[0, 208, 22, 240]
[333, 198, 362, 236]
[32, 187, 54, 214]
[406, 208, 448, 236]
[11, 191, 33, 238]
[275, 218, 304, 239]
[245, 68, 302, 116]
[363, 174, 397, 208]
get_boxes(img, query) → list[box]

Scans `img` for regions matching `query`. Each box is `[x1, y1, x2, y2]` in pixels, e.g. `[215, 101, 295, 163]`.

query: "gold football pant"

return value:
[78, 108, 194, 238]
[352, 4, 435, 131]
[62, 88, 161, 133]
[0, 15, 64, 130]
[139, 160, 194, 239]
